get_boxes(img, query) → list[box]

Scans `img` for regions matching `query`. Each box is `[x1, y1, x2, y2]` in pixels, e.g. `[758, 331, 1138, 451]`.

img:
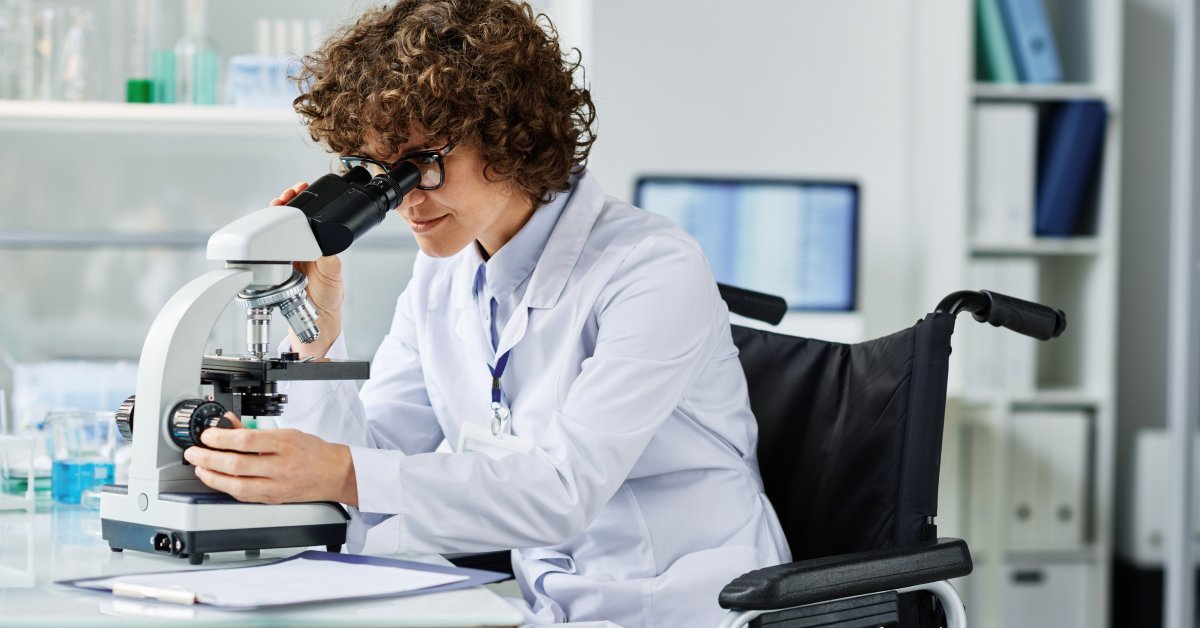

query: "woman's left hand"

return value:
[184, 414, 359, 507]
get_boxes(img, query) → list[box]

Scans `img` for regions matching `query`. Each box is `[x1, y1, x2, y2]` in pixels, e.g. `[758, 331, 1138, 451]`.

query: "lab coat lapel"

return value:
[494, 172, 605, 357]
[525, 172, 606, 311]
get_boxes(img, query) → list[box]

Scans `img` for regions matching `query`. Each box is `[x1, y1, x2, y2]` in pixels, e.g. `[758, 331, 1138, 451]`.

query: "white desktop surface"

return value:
[0, 505, 523, 627]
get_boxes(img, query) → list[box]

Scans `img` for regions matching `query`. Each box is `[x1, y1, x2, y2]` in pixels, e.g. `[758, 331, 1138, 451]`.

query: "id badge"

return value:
[457, 422, 535, 461]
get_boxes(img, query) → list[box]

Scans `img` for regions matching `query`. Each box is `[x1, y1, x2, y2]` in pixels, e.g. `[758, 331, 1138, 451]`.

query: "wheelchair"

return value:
[714, 284, 1066, 628]
[452, 284, 1067, 628]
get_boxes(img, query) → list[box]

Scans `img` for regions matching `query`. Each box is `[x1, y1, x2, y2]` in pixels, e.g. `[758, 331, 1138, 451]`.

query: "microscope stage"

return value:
[201, 355, 370, 383]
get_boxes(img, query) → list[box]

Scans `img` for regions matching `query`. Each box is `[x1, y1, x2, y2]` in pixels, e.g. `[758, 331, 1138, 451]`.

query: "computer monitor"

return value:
[634, 176, 859, 312]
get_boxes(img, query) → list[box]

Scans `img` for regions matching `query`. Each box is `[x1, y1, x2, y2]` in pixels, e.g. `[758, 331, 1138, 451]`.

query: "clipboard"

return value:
[56, 550, 509, 611]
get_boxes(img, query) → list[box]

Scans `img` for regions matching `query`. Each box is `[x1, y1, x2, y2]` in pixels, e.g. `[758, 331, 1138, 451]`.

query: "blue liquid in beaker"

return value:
[51, 459, 114, 505]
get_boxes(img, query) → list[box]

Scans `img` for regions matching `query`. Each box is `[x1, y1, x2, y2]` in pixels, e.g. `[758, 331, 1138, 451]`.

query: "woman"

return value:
[183, 1, 790, 625]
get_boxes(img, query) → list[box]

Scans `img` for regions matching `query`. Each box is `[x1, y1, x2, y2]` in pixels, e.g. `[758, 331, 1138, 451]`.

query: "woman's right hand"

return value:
[271, 182, 344, 359]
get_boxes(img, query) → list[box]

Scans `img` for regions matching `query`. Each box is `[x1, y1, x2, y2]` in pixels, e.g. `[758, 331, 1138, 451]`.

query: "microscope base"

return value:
[102, 518, 346, 565]
[100, 484, 349, 565]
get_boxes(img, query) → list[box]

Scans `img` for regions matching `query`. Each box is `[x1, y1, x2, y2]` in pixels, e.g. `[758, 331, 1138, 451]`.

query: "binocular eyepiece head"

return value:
[286, 161, 422, 257]
[231, 161, 422, 350]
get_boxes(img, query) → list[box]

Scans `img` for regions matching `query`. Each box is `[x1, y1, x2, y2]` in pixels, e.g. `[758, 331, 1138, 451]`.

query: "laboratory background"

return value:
[0, 0, 1196, 626]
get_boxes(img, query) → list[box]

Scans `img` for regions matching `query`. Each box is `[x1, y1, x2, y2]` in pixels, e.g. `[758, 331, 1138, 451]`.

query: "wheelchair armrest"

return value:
[718, 537, 972, 611]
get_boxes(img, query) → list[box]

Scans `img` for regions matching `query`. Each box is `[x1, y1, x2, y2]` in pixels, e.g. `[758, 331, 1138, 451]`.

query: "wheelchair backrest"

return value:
[732, 313, 955, 561]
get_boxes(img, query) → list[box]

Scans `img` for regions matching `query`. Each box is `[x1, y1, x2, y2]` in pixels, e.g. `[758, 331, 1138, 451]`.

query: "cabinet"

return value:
[913, 1, 1123, 626]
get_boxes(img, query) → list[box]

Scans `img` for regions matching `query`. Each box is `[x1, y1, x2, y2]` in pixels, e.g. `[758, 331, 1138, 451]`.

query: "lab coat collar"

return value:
[482, 188, 570, 303]
[451, 170, 603, 360]
[522, 170, 604, 310]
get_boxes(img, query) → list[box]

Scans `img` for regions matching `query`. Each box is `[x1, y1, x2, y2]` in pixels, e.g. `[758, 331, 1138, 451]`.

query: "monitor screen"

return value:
[634, 176, 859, 311]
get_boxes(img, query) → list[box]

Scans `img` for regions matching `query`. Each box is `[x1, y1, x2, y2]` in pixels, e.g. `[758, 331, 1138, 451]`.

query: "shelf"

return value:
[1007, 547, 1099, 564]
[0, 100, 309, 136]
[956, 389, 1104, 408]
[972, 83, 1116, 104]
[969, 238, 1103, 257]
[0, 230, 211, 248]
[1008, 388, 1106, 408]
[0, 229, 417, 251]
[969, 546, 1100, 567]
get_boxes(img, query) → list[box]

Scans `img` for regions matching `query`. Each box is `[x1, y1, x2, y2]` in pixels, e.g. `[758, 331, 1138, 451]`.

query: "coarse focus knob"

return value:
[169, 400, 231, 449]
[115, 395, 136, 442]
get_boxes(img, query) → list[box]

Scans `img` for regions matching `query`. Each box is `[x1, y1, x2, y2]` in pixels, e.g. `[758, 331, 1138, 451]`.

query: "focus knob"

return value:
[169, 400, 231, 449]
[115, 395, 136, 442]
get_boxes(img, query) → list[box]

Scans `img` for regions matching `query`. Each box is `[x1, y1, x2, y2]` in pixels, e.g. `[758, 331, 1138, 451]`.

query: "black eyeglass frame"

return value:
[339, 140, 457, 190]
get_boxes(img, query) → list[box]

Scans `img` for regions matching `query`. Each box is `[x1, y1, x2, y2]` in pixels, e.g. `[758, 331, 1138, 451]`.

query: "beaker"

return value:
[48, 410, 115, 507]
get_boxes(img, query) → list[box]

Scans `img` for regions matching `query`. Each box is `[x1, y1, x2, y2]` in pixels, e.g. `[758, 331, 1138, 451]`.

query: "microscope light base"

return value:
[99, 485, 348, 565]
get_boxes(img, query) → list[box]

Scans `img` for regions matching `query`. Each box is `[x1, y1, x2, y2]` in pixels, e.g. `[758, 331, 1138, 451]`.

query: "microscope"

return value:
[100, 161, 421, 565]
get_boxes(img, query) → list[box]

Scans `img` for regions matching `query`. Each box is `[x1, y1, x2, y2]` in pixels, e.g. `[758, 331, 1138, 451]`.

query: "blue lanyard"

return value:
[488, 350, 511, 434]
[489, 350, 511, 405]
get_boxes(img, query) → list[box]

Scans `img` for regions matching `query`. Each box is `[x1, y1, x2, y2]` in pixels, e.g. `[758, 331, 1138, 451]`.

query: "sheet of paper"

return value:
[76, 556, 469, 608]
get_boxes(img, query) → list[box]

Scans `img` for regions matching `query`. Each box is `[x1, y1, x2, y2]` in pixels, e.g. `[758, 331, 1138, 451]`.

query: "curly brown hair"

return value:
[293, 0, 596, 205]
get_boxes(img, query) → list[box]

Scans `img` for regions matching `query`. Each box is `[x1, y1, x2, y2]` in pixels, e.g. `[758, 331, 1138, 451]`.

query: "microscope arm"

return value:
[128, 266, 254, 493]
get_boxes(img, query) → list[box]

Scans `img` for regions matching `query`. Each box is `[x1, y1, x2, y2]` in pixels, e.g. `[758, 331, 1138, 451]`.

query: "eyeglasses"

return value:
[337, 141, 456, 190]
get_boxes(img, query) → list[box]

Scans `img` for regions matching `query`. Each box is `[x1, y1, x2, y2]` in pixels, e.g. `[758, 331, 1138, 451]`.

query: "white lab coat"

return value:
[277, 171, 791, 626]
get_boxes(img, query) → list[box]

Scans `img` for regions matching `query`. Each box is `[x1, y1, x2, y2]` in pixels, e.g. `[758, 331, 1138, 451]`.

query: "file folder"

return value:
[976, 0, 1019, 83]
[1034, 100, 1108, 237]
[997, 0, 1063, 83]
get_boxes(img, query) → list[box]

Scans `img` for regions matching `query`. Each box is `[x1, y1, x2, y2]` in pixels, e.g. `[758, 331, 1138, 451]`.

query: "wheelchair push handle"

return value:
[935, 290, 1067, 341]
[718, 283, 788, 325]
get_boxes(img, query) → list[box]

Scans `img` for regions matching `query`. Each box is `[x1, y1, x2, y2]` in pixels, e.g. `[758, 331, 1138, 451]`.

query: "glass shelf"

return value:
[0, 101, 306, 136]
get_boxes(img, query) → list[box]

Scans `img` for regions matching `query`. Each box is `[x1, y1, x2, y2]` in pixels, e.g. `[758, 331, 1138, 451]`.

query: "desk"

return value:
[0, 506, 523, 627]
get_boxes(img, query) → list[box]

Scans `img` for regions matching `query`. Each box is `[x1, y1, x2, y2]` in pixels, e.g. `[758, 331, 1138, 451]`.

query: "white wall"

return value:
[586, 0, 922, 338]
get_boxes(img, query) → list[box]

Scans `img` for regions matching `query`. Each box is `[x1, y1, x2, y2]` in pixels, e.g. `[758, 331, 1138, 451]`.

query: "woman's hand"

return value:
[183, 413, 359, 507]
[271, 182, 344, 359]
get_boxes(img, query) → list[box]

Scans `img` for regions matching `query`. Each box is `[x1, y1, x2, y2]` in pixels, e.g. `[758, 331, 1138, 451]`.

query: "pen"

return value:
[112, 582, 198, 605]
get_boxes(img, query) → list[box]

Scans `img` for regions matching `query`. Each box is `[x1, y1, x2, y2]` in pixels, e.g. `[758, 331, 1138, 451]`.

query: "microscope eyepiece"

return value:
[285, 161, 422, 257]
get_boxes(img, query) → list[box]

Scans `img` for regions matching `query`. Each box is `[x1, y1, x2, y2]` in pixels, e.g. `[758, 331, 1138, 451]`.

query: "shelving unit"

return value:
[914, 1, 1123, 626]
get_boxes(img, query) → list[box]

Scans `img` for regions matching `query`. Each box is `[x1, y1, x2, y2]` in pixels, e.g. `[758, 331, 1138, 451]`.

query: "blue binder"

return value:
[1034, 101, 1108, 237]
[998, 0, 1063, 83]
